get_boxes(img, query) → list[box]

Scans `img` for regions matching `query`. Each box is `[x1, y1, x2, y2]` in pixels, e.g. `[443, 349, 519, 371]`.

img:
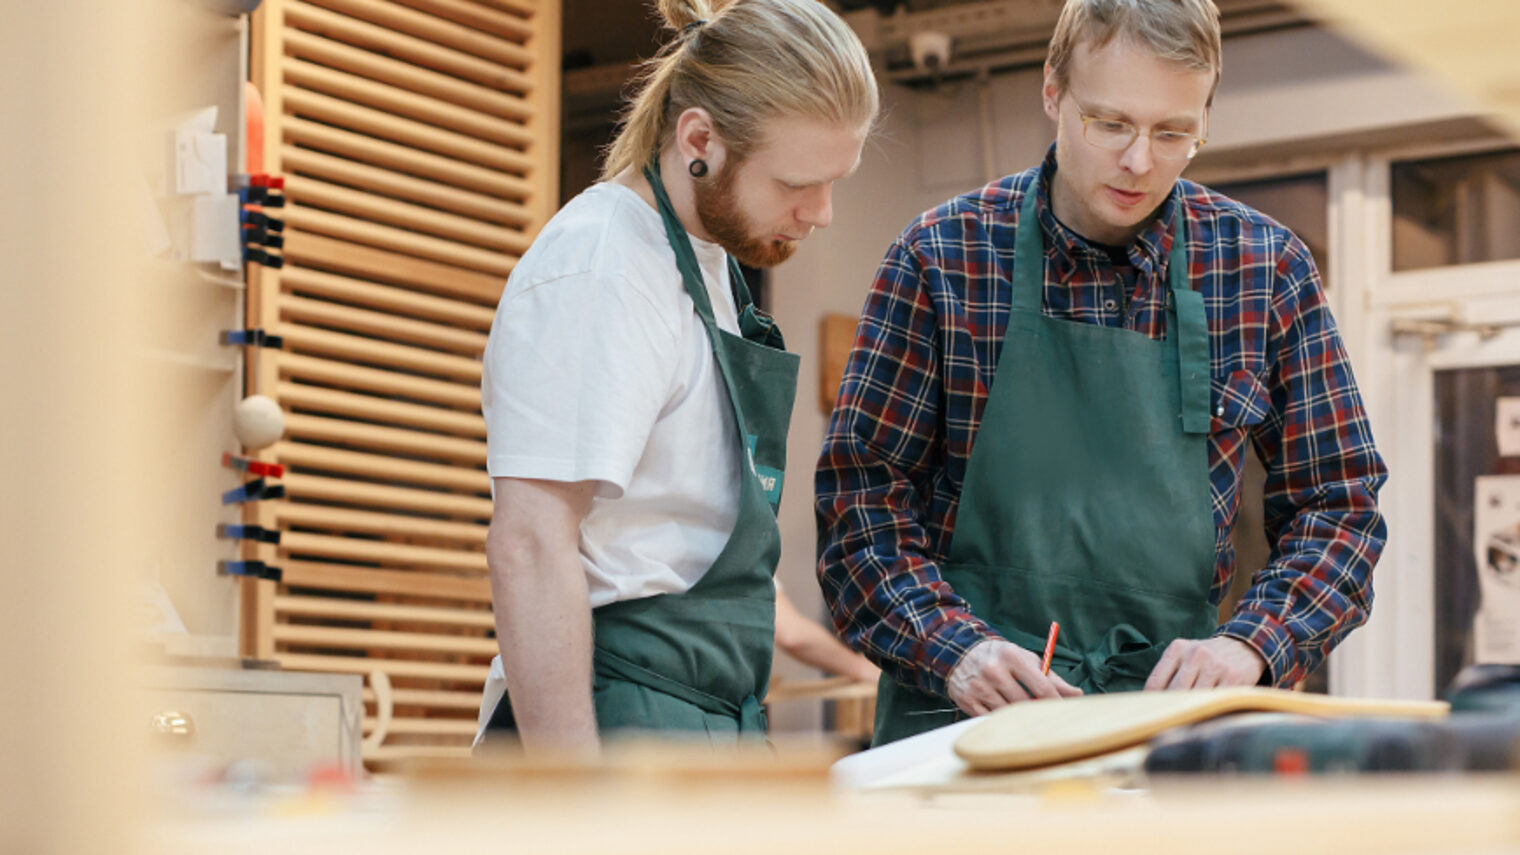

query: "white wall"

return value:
[764, 23, 1480, 724]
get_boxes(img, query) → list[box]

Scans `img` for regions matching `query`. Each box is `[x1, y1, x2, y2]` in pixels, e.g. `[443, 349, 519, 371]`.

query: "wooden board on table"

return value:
[954, 687, 1450, 771]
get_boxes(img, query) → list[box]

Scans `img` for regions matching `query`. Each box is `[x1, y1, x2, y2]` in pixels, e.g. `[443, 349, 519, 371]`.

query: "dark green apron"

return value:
[873, 183, 1218, 746]
[483, 162, 799, 743]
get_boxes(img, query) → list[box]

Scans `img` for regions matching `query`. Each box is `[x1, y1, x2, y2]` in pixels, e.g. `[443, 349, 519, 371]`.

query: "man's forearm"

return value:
[488, 536, 599, 756]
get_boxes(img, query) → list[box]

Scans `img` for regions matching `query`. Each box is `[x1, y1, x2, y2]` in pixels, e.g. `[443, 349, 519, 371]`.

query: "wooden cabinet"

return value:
[141, 666, 362, 781]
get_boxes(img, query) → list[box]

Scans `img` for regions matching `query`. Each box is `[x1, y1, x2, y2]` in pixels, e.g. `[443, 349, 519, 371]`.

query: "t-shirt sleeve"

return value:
[481, 270, 679, 498]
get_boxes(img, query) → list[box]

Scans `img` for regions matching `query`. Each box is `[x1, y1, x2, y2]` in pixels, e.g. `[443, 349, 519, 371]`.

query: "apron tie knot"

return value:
[739, 695, 768, 738]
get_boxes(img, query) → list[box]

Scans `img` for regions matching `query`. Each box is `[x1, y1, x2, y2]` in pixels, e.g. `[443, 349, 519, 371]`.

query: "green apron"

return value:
[483, 162, 799, 743]
[873, 183, 1218, 746]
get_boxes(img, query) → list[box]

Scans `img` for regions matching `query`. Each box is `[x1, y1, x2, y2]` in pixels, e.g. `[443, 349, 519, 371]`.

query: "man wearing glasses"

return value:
[817, 0, 1387, 745]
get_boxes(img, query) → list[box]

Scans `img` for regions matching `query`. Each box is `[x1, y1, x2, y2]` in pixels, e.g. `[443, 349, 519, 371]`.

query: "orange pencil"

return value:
[1040, 621, 1060, 675]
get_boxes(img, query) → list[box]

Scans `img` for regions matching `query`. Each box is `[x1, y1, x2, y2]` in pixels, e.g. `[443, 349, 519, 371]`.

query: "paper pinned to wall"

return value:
[1495, 397, 1520, 457]
[1474, 475, 1520, 664]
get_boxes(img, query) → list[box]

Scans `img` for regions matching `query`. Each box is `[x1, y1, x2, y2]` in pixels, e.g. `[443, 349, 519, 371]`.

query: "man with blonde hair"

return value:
[818, 0, 1387, 745]
[475, 0, 876, 755]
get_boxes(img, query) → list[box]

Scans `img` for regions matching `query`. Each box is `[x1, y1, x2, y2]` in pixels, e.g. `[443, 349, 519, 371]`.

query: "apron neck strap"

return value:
[643, 159, 725, 325]
[1012, 176, 1211, 433]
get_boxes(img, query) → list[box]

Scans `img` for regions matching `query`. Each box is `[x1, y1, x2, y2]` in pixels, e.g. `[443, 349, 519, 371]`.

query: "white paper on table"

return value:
[829, 717, 979, 791]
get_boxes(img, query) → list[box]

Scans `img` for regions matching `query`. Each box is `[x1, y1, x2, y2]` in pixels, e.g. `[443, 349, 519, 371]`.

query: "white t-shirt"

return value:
[481, 180, 743, 607]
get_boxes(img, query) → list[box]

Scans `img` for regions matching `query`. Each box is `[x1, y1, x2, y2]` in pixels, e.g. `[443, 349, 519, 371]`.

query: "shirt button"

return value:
[1103, 299, 1117, 311]
[1215, 404, 1225, 417]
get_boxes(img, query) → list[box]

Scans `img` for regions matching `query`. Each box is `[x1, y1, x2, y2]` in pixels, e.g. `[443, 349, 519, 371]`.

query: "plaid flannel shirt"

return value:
[815, 147, 1387, 700]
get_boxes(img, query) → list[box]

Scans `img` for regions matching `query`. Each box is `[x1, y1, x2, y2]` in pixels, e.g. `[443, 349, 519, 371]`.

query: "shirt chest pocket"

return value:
[1210, 370, 1269, 433]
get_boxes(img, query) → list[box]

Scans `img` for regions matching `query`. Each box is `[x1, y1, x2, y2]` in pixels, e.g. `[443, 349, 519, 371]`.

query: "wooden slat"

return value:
[281, 147, 531, 229]
[283, 58, 532, 148]
[277, 441, 488, 492]
[283, 230, 506, 303]
[283, 87, 532, 174]
[277, 322, 485, 381]
[388, 0, 532, 42]
[363, 716, 478, 736]
[302, 0, 533, 67]
[278, 352, 483, 410]
[277, 652, 490, 683]
[363, 687, 484, 710]
[273, 623, 497, 656]
[281, 264, 495, 331]
[284, 174, 531, 254]
[281, 558, 492, 601]
[280, 530, 488, 571]
[285, 0, 532, 93]
[284, 203, 516, 276]
[273, 503, 488, 545]
[278, 382, 487, 437]
[283, 413, 488, 465]
[279, 292, 489, 354]
[365, 745, 474, 761]
[276, 594, 494, 627]
[283, 29, 533, 121]
[282, 473, 491, 517]
[283, 116, 530, 200]
[472, 0, 534, 14]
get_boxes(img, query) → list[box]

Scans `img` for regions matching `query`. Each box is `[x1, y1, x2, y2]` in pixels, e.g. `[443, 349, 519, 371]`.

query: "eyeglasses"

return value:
[1073, 100, 1208, 162]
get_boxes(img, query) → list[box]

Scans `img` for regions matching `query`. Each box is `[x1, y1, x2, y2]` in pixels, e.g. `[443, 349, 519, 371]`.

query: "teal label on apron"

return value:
[745, 434, 784, 506]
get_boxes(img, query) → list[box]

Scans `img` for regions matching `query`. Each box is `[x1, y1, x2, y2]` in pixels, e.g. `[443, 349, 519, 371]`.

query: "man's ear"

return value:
[674, 107, 727, 175]
[1041, 62, 1062, 123]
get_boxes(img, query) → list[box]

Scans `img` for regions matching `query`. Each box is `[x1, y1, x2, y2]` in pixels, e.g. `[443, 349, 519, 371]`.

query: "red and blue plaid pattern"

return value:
[815, 148, 1387, 699]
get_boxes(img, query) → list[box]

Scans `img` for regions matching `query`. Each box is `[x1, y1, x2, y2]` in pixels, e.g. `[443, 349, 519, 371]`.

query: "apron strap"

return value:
[1166, 214, 1211, 435]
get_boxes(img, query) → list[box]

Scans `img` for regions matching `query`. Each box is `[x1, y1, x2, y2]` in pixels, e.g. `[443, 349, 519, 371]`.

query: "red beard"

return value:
[693, 162, 797, 269]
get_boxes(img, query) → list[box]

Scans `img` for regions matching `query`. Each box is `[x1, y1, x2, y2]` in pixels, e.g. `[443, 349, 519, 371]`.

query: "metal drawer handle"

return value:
[151, 711, 195, 739]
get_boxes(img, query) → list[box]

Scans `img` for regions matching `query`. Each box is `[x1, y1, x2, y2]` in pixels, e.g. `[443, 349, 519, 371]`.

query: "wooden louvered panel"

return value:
[276, 444, 488, 492]
[281, 414, 487, 465]
[283, 204, 518, 273]
[277, 323, 484, 381]
[281, 472, 491, 517]
[248, 0, 556, 766]
[366, 745, 473, 762]
[277, 595, 494, 628]
[283, 230, 504, 301]
[279, 353, 484, 409]
[284, 117, 530, 199]
[283, 174, 530, 251]
[282, 147, 533, 227]
[273, 624, 497, 657]
[300, 0, 534, 67]
[284, 1, 533, 92]
[283, 88, 533, 173]
[278, 293, 489, 354]
[281, 559, 492, 602]
[363, 687, 486, 710]
[363, 717, 480, 736]
[280, 265, 498, 330]
[273, 504, 488, 545]
[389, 0, 533, 42]
[276, 653, 490, 683]
[277, 383, 487, 437]
[280, 531, 488, 571]
[283, 58, 533, 147]
[283, 30, 533, 121]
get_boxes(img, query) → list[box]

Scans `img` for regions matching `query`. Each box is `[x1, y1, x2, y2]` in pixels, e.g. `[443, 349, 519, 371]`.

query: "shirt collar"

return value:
[1032, 144, 1182, 278]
